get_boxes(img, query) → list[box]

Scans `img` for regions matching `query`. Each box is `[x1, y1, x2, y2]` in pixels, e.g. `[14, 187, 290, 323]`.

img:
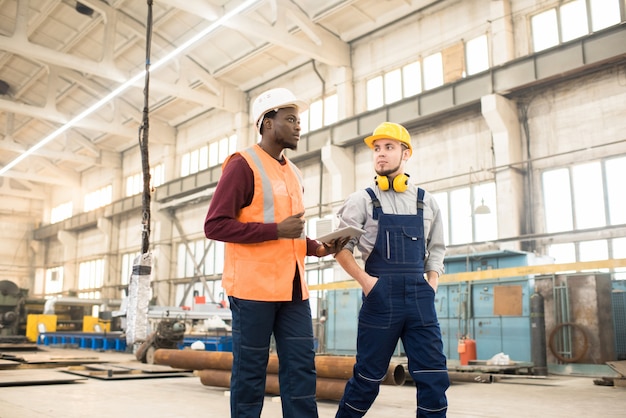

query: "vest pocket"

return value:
[383, 226, 422, 264]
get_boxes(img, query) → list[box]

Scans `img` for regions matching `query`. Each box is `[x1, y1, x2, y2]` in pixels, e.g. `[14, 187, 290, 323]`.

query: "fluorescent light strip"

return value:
[0, 0, 260, 177]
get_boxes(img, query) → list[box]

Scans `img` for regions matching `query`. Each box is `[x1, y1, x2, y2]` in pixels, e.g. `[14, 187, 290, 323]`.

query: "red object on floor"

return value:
[458, 338, 477, 365]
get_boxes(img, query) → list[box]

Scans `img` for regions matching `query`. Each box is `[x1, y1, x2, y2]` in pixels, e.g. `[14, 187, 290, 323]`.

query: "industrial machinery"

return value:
[0, 280, 26, 337]
[135, 315, 187, 364]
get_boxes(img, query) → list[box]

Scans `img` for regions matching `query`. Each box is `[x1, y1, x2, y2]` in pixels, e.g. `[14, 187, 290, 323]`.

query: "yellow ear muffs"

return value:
[375, 175, 391, 191]
[375, 174, 410, 192]
[393, 173, 410, 193]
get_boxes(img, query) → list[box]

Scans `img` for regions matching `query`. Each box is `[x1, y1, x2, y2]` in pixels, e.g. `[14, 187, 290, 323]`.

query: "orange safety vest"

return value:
[221, 144, 308, 301]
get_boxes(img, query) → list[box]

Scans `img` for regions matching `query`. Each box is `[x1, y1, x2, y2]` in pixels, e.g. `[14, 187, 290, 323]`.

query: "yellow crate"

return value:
[25, 314, 57, 342]
[82, 315, 111, 332]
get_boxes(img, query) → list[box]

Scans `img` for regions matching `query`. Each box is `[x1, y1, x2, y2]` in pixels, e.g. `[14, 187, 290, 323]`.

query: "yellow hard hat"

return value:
[364, 122, 412, 156]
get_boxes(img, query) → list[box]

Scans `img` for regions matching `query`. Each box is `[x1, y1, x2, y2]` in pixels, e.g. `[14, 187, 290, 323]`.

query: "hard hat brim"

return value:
[255, 100, 308, 133]
[364, 134, 389, 149]
[364, 134, 413, 156]
[282, 100, 308, 113]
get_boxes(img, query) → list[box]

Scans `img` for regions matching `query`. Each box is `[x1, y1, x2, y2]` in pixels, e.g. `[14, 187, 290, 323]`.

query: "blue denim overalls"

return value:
[336, 187, 449, 417]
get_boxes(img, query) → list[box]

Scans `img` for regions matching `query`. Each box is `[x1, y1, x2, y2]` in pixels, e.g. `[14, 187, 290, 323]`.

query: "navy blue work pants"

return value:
[228, 296, 318, 418]
[335, 274, 449, 417]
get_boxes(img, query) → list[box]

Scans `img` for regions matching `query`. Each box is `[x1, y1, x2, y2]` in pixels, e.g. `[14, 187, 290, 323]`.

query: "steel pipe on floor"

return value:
[154, 349, 406, 385]
[197, 369, 347, 401]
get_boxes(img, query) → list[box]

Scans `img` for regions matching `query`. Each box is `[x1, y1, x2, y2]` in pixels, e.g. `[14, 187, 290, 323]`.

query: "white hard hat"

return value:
[252, 88, 308, 134]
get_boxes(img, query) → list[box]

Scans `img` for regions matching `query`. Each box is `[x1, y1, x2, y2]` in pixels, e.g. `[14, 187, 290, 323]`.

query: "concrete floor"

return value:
[1, 348, 625, 418]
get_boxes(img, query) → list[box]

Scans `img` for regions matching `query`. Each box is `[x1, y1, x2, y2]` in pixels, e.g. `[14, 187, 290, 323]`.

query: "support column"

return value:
[489, 0, 515, 66]
[320, 143, 355, 212]
[334, 66, 354, 120]
[481, 94, 524, 251]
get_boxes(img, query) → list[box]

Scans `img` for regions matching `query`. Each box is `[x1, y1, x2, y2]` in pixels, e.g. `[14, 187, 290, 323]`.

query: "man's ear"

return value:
[263, 118, 273, 132]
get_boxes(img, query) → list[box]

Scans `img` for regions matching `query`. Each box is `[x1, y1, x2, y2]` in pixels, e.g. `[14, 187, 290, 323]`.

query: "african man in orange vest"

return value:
[204, 87, 347, 418]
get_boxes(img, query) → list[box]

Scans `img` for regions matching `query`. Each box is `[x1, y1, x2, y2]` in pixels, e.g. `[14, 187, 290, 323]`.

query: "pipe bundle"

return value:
[153, 349, 406, 401]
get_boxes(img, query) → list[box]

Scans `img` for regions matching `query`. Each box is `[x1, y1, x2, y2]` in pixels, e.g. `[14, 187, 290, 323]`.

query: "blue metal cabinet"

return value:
[439, 317, 462, 360]
[325, 288, 361, 354]
[441, 250, 552, 363]
[434, 285, 449, 318]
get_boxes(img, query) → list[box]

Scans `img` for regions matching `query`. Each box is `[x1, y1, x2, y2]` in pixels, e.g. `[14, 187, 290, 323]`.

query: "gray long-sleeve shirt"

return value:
[336, 183, 446, 276]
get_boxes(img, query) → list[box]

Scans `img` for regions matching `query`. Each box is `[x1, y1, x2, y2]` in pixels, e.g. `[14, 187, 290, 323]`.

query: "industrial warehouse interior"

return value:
[1, 0, 626, 417]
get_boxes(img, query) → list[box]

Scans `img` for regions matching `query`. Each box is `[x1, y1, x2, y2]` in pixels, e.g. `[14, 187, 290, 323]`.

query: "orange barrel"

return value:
[458, 338, 477, 365]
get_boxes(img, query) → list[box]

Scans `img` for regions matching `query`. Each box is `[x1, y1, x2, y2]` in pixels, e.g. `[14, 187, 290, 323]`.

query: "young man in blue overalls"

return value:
[333, 122, 449, 417]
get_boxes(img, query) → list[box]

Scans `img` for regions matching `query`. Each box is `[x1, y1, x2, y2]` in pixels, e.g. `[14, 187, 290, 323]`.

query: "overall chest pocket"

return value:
[382, 226, 423, 265]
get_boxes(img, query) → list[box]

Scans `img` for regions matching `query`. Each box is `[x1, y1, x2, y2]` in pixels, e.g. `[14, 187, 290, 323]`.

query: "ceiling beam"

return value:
[0, 98, 138, 139]
[0, 137, 98, 166]
[223, 0, 350, 67]
[156, 0, 221, 20]
[2, 165, 79, 187]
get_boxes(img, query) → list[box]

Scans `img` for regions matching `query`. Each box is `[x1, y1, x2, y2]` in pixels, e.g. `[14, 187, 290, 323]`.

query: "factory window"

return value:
[44, 267, 64, 295]
[465, 35, 489, 76]
[174, 279, 226, 308]
[548, 239, 623, 275]
[613, 237, 626, 280]
[177, 239, 224, 278]
[542, 158, 626, 233]
[208, 135, 237, 168]
[560, 0, 589, 42]
[437, 182, 497, 246]
[305, 267, 334, 320]
[580, 239, 609, 272]
[50, 201, 72, 224]
[120, 251, 141, 297]
[308, 99, 324, 131]
[543, 156, 626, 272]
[402, 61, 422, 97]
[181, 146, 207, 177]
[175, 239, 225, 307]
[432, 191, 449, 246]
[590, 0, 622, 30]
[84, 184, 112, 212]
[531, 0, 622, 53]
[423, 52, 444, 90]
[384, 69, 403, 104]
[181, 135, 236, 177]
[324, 94, 339, 126]
[542, 168, 574, 232]
[366, 35, 489, 111]
[300, 94, 339, 134]
[367, 61, 424, 110]
[125, 163, 165, 197]
[366, 76, 384, 110]
[606, 156, 626, 225]
[547, 243, 576, 269]
[572, 162, 606, 229]
[78, 259, 104, 299]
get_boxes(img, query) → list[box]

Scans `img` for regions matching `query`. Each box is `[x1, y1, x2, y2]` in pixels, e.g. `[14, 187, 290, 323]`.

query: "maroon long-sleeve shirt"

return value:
[204, 153, 321, 256]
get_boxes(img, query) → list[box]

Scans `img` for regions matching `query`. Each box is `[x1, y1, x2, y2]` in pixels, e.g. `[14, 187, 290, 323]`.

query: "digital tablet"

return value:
[315, 226, 366, 243]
